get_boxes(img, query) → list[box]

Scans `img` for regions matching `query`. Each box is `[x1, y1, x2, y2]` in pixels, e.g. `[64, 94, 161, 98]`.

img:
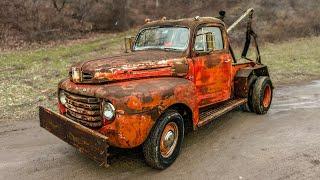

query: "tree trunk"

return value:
[112, 0, 129, 30]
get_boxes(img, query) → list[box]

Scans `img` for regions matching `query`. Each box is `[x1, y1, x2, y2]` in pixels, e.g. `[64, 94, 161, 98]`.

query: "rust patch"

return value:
[69, 51, 186, 84]
[204, 57, 221, 68]
[142, 95, 153, 103]
[193, 53, 233, 107]
[99, 113, 155, 148]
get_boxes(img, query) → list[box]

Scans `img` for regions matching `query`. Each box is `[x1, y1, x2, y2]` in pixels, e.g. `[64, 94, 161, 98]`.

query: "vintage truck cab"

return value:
[39, 9, 273, 169]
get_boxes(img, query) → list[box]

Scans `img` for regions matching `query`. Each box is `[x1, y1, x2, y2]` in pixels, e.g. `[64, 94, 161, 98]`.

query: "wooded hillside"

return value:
[0, 0, 319, 47]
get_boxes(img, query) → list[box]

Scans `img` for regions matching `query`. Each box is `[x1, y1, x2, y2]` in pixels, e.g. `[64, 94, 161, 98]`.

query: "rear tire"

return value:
[143, 110, 184, 169]
[252, 76, 273, 114]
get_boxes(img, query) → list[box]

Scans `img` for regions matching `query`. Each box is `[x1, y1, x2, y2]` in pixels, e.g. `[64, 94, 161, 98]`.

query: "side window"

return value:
[194, 26, 224, 52]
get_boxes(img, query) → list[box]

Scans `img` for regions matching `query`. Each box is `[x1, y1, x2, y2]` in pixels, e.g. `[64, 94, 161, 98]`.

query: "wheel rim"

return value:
[263, 84, 272, 108]
[160, 122, 179, 158]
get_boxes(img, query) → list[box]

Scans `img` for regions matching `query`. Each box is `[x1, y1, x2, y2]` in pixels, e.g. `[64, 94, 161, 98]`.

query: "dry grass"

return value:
[262, 37, 320, 84]
[0, 30, 136, 121]
[0, 33, 319, 122]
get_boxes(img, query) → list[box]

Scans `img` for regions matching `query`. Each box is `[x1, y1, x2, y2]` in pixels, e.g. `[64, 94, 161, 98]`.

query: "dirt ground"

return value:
[1, 80, 320, 180]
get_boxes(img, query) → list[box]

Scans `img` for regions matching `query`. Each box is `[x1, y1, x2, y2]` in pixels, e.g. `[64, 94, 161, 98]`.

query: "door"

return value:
[193, 26, 232, 107]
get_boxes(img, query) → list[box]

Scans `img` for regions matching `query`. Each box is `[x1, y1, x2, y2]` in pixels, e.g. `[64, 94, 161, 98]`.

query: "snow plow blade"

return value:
[39, 106, 109, 167]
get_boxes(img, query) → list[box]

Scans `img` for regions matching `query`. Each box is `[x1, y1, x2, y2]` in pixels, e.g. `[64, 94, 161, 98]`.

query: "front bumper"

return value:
[39, 106, 109, 167]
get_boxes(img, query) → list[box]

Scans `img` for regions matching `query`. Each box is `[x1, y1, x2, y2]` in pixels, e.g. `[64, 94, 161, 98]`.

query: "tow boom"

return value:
[227, 8, 261, 64]
[227, 8, 254, 33]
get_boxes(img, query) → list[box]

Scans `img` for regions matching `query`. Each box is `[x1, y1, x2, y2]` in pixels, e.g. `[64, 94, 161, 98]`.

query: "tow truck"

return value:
[39, 8, 273, 169]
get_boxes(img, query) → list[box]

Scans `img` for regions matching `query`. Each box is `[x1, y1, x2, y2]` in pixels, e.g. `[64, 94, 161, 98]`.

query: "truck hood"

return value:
[69, 50, 189, 83]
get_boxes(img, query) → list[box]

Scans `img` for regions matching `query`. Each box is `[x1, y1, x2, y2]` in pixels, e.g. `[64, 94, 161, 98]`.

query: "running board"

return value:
[198, 98, 247, 127]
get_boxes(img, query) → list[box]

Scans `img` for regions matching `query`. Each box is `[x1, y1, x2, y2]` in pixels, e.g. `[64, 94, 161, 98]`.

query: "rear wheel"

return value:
[252, 76, 273, 114]
[143, 110, 184, 169]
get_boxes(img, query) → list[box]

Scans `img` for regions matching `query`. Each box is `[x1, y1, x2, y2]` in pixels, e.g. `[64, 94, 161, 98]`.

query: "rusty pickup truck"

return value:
[39, 8, 273, 169]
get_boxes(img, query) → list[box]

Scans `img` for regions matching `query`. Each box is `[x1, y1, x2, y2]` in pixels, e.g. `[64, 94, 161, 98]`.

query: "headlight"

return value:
[59, 90, 67, 105]
[71, 67, 81, 82]
[102, 102, 115, 121]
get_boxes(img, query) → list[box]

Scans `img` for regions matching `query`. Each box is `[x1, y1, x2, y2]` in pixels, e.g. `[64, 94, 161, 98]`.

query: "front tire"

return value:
[252, 76, 273, 114]
[143, 110, 184, 169]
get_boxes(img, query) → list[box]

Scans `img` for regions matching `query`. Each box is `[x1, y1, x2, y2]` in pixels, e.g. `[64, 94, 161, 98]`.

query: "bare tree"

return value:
[111, 0, 129, 30]
[71, 0, 95, 23]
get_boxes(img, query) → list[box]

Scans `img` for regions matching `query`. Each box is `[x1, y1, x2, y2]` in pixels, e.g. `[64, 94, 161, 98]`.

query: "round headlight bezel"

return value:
[59, 90, 67, 105]
[102, 101, 116, 122]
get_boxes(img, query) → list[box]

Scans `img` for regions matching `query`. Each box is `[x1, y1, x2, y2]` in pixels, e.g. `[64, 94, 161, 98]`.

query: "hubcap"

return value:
[263, 84, 272, 108]
[160, 122, 179, 158]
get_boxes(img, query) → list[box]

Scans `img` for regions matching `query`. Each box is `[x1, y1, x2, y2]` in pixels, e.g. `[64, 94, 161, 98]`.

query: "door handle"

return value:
[224, 59, 231, 63]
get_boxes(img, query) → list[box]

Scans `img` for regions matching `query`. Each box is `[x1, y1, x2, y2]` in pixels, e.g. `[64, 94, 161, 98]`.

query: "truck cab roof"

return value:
[141, 17, 225, 30]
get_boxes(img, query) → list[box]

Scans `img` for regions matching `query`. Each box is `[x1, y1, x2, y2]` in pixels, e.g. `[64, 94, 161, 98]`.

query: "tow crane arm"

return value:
[227, 8, 261, 64]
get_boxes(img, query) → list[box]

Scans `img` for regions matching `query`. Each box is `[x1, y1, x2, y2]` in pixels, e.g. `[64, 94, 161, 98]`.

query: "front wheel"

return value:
[252, 76, 273, 114]
[143, 110, 184, 169]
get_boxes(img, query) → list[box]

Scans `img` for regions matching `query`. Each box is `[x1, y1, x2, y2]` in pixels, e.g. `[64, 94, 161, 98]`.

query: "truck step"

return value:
[198, 98, 247, 127]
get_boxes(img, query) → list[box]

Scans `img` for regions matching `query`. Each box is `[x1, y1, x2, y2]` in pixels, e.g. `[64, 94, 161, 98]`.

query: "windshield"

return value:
[134, 27, 190, 51]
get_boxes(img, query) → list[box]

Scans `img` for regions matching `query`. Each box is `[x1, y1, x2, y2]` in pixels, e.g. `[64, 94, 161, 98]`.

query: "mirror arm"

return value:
[124, 36, 135, 53]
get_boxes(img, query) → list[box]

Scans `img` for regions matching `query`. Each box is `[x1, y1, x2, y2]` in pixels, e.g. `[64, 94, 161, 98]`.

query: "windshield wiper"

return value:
[135, 47, 183, 52]
[162, 47, 182, 51]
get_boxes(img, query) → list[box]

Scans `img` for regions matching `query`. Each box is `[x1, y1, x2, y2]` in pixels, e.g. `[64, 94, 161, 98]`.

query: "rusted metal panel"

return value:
[59, 77, 197, 148]
[234, 76, 250, 98]
[69, 51, 188, 84]
[193, 53, 233, 107]
[39, 106, 109, 167]
[233, 67, 253, 97]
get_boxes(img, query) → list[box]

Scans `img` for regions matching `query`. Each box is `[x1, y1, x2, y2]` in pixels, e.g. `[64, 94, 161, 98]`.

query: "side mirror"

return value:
[194, 32, 216, 54]
[124, 36, 135, 53]
[205, 32, 216, 51]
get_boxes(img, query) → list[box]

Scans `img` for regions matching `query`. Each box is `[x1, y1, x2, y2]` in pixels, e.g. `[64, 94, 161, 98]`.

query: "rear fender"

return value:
[234, 65, 273, 98]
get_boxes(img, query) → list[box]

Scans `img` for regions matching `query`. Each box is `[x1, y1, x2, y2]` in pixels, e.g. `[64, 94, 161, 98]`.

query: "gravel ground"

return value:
[0, 80, 320, 180]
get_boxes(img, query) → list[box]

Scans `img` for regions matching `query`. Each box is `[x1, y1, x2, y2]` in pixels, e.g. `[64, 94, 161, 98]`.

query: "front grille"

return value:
[64, 91, 102, 128]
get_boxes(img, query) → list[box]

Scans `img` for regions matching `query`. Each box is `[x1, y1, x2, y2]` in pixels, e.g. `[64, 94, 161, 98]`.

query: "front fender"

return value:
[59, 77, 196, 148]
